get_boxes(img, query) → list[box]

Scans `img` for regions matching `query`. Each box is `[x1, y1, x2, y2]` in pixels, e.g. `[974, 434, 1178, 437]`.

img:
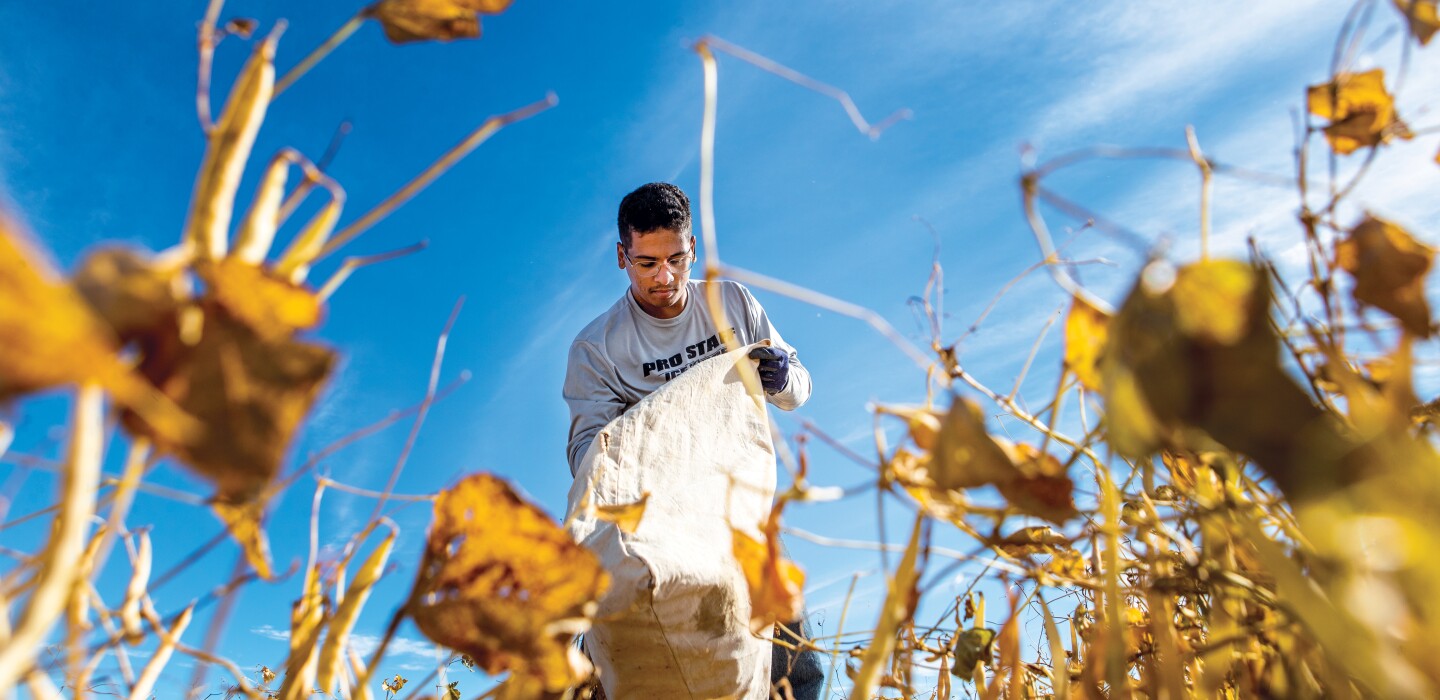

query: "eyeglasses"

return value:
[623, 249, 695, 277]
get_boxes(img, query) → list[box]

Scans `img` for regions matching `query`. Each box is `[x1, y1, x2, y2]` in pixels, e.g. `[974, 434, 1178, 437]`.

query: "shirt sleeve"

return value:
[738, 284, 812, 411]
[563, 339, 626, 475]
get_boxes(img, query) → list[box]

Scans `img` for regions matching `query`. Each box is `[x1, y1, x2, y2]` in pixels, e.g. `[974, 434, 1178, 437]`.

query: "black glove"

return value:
[748, 346, 790, 395]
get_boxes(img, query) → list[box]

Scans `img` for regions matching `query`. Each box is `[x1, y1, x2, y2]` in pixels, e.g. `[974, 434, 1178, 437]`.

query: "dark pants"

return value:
[771, 618, 825, 700]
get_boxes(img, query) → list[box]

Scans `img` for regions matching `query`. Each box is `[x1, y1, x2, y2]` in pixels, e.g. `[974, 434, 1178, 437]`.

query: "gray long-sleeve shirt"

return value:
[563, 279, 811, 475]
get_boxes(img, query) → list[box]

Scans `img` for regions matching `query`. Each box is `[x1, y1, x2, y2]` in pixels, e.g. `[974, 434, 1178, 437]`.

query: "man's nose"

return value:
[655, 265, 676, 284]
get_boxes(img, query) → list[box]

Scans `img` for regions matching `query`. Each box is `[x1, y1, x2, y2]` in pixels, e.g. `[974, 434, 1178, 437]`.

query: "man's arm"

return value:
[738, 285, 811, 410]
[563, 340, 627, 475]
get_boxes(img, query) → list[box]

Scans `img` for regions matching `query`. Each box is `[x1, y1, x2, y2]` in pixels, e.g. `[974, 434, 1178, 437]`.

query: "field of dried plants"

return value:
[4, 0, 1440, 698]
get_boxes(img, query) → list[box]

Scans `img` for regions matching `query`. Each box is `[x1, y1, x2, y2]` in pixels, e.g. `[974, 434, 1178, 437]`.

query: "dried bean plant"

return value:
[3, 0, 1440, 699]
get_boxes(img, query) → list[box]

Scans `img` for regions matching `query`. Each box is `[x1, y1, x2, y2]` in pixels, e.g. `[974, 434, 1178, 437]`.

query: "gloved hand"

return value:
[748, 346, 790, 395]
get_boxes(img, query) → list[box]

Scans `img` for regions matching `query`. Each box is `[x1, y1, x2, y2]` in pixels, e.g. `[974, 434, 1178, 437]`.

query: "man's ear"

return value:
[616, 242, 626, 270]
[689, 235, 697, 253]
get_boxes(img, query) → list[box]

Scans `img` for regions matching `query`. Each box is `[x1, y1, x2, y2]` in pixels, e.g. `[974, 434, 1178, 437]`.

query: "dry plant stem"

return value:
[799, 420, 877, 470]
[318, 240, 428, 301]
[782, 525, 1026, 576]
[92, 438, 151, 579]
[723, 264, 937, 375]
[316, 477, 435, 502]
[273, 373, 469, 495]
[1034, 186, 1151, 253]
[1030, 144, 1293, 187]
[276, 152, 335, 225]
[196, 0, 225, 133]
[274, 12, 367, 98]
[365, 297, 462, 526]
[317, 94, 558, 260]
[697, 35, 911, 139]
[1021, 175, 1113, 314]
[24, 669, 61, 700]
[175, 644, 259, 699]
[184, 553, 248, 695]
[950, 365, 1105, 476]
[129, 603, 195, 700]
[1007, 304, 1062, 402]
[0, 384, 104, 691]
[355, 605, 407, 693]
[1185, 126, 1213, 260]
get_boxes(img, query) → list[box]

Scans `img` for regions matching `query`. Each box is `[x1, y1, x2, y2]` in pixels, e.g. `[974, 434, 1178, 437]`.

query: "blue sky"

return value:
[4, 0, 1440, 695]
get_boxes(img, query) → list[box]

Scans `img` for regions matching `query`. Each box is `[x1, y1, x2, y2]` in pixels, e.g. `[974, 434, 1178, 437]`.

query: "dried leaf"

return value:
[126, 309, 335, 502]
[369, 0, 514, 44]
[0, 220, 123, 397]
[592, 492, 648, 534]
[0, 219, 199, 442]
[994, 442, 1078, 525]
[1103, 260, 1351, 504]
[931, 397, 1015, 490]
[410, 473, 608, 692]
[992, 526, 1069, 557]
[261, 666, 277, 684]
[200, 257, 323, 339]
[1063, 295, 1110, 392]
[214, 501, 274, 580]
[224, 18, 259, 38]
[383, 675, 408, 694]
[72, 246, 187, 341]
[1045, 548, 1088, 581]
[950, 627, 996, 676]
[732, 526, 806, 635]
[1335, 214, 1434, 337]
[1306, 69, 1409, 155]
[1394, 0, 1440, 45]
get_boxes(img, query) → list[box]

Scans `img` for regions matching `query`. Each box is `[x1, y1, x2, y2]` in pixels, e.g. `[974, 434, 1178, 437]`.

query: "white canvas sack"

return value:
[566, 342, 777, 699]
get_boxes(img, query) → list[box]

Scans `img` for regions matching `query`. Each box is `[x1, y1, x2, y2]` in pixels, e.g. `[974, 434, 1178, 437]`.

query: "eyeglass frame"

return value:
[621, 246, 696, 277]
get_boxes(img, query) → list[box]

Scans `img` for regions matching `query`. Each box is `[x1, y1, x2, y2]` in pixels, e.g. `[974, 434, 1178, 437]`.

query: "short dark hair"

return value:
[617, 182, 691, 248]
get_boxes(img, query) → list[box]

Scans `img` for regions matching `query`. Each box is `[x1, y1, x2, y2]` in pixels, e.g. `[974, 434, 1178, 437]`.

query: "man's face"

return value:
[618, 227, 695, 319]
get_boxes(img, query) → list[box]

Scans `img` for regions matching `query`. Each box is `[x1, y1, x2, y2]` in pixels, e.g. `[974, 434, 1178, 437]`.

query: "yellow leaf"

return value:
[1103, 260, 1351, 504]
[592, 492, 648, 534]
[369, 0, 514, 44]
[410, 473, 608, 692]
[993, 442, 1079, 525]
[731, 525, 806, 636]
[0, 216, 197, 443]
[1045, 547, 1088, 581]
[1394, 0, 1440, 45]
[1063, 295, 1110, 392]
[72, 246, 187, 341]
[991, 526, 1069, 557]
[0, 218, 124, 397]
[201, 257, 323, 339]
[125, 311, 335, 503]
[1306, 69, 1409, 155]
[1335, 214, 1434, 337]
[213, 501, 274, 580]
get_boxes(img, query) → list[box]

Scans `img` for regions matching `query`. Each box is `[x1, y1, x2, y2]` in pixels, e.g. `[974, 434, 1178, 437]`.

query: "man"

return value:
[563, 182, 823, 699]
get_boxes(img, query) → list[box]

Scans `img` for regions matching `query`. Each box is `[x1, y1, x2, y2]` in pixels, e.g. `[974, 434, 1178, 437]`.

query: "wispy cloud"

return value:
[251, 625, 441, 660]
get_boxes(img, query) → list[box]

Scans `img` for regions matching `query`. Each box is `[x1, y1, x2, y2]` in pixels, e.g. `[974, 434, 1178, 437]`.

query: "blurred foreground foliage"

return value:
[3, 1, 1440, 699]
